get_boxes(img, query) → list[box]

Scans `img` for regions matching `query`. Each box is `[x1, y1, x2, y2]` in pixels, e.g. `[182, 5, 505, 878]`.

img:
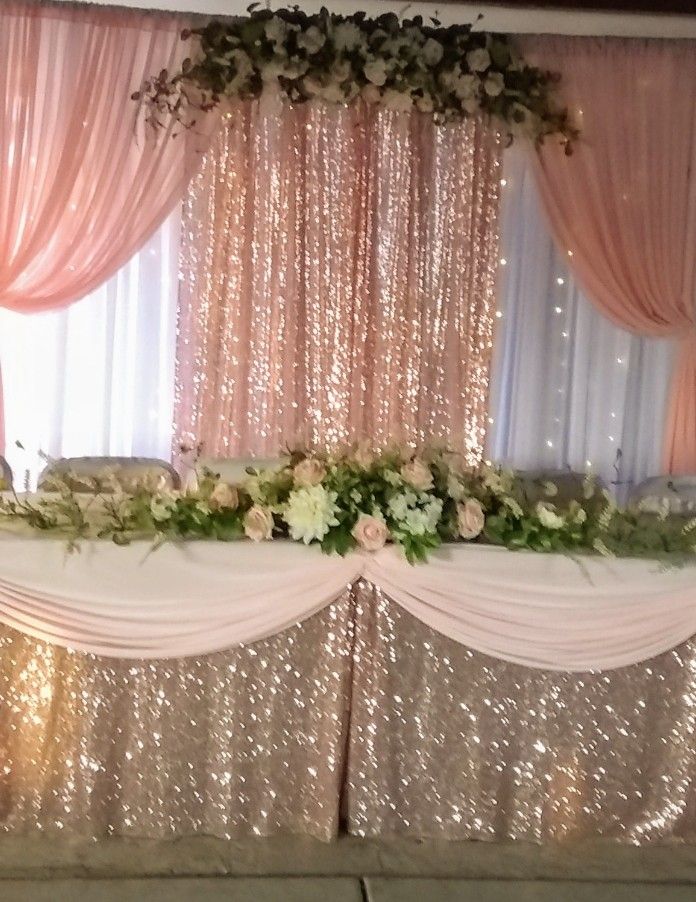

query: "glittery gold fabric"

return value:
[175, 93, 501, 463]
[345, 584, 696, 842]
[4, 581, 696, 842]
[0, 593, 355, 840]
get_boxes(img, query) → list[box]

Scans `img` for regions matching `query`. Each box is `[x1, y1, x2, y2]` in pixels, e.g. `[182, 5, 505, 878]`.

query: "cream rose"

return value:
[457, 498, 485, 540]
[209, 482, 239, 510]
[400, 458, 434, 492]
[293, 458, 327, 487]
[244, 505, 274, 542]
[352, 514, 389, 551]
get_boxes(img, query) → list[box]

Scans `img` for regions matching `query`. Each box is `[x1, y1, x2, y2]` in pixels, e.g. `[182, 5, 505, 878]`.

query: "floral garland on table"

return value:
[134, 7, 577, 152]
[1, 446, 695, 564]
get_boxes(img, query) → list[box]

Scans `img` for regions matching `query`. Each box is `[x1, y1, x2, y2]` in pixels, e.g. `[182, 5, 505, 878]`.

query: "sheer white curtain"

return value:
[0, 210, 180, 486]
[488, 148, 675, 495]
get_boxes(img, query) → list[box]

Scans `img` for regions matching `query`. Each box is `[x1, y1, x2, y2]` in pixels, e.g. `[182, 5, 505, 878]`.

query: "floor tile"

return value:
[0, 877, 363, 902]
[365, 878, 696, 902]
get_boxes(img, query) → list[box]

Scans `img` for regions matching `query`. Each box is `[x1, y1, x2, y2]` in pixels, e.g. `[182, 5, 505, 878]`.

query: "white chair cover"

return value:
[197, 457, 288, 485]
[0, 456, 12, 489]
[630, 475, 696, 514]
[38, 457, 180, 492]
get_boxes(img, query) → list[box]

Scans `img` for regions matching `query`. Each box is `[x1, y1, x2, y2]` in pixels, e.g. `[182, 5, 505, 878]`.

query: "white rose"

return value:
[209, 482, 239, 510]
[400, 458, 434, 492]
[422, 38, 444, 66]
[297, 25, 325, 55]
[364, 58, 389, 87]
[352, 514, 389, 551]
[454, 73, 479, 100]
[484, 72, 505, 97]
[285, 485, 339, 544]
[293, 458, 327, 487]
[333, 21, 364, 52]
[457, 498, 485, 540]
[536, 502, 565, 530]
[244, 505, 274, 542]
[382, 89, 413, 112]
[543, 481, 558, 498]
[466, 47, 491, 72]
[415, 94, 434, 113]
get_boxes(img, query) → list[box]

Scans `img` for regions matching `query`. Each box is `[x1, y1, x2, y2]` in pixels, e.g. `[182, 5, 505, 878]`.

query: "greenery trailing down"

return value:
[133, 6, 577, 152]
[1, 445, 695, 565]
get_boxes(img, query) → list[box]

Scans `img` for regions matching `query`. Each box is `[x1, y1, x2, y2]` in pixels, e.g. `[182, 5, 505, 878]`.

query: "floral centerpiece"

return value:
[1, 445, 695, 564]
[134, 6, 577, 152]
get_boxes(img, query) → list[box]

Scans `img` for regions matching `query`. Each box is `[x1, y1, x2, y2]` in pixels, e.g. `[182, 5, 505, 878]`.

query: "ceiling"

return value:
[53, 0, 696, 36]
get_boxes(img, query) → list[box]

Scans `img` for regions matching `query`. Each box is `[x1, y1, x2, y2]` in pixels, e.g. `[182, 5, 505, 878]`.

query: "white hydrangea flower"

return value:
[333, 21, 365, 52]
[454, 73, 479, 100]
[415, 93, 434, 113]
[422, 38, 444, 66]
[364, 57, 389, 86]
[297, 25, 326, 55]
[466, 47, 491, 72]
[284, 485, 339, 544]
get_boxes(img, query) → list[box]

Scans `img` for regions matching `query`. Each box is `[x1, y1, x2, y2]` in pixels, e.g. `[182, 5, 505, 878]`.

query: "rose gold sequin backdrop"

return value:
[174, 93, 501, 460]
[3, 585, 696, 841]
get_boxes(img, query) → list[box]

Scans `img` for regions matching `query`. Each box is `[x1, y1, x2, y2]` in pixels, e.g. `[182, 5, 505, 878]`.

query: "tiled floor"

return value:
[2, 877, 696, 901]
[2, 837, 696, 900]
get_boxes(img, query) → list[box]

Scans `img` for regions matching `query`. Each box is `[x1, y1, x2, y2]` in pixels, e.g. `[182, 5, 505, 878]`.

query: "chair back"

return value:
[197, 457, 288, 485]
[38, 457, 180, 492]
[629, 475, 696, 515]
[0, 456, 12, 490]
[515, 469, 600, 507]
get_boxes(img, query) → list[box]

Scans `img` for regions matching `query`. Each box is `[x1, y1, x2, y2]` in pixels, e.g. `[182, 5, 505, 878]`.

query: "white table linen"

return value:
[1, 535, 695, 670]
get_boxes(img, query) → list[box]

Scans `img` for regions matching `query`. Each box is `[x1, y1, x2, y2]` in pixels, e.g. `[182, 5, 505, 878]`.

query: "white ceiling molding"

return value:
[51, 0, 696, 39]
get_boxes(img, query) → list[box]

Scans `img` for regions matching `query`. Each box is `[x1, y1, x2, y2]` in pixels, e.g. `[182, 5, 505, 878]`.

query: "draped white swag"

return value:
[1, 537, 695, 671]
[0, 149, 674, 488]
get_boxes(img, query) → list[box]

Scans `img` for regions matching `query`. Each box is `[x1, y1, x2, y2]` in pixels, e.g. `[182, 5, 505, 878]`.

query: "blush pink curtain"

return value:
[175, 91, 501, 463]
[0, 1, 215, 451]
[522, 36, 696, 474]
[0, 1, 209, 311]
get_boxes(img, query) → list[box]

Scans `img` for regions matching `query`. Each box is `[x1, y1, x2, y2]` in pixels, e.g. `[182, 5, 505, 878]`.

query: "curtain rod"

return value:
[47, 0, 696, 37]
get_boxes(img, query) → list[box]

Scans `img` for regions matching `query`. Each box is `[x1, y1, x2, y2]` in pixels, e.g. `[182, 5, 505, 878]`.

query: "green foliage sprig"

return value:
[1, 447, 694, 566]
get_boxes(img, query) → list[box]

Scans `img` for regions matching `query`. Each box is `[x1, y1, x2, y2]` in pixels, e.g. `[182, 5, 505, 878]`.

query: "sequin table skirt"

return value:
[2, 581, 696, 842]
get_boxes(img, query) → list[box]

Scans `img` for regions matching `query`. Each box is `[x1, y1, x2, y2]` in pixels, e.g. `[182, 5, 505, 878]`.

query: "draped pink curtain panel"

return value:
[0, 1, 216, 449]
[522, 36, 696, 474]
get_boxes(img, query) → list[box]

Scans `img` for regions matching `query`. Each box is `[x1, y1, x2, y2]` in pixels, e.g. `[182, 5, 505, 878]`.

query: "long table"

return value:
[2, 536, 696, 841]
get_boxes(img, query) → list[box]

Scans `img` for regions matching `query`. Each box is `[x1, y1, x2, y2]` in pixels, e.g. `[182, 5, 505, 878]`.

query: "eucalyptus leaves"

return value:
[135, 7, 576, 151]
[1, 446, 694, 564]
